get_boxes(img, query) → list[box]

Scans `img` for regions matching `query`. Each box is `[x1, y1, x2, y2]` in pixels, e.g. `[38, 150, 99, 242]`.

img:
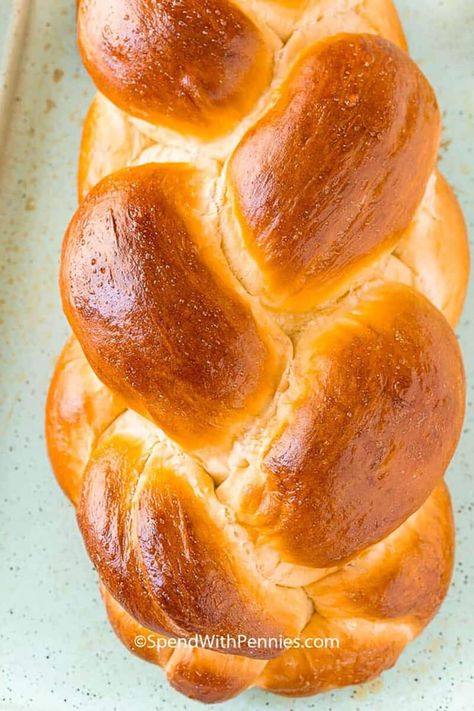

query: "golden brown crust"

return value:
[77, 0, 275, 139]
[307, 483, 454, 625]
[166, 648, 265, 703]
[46, 0, 468, 703]
[356, 0, 407, 49]
[74, 100, 469, 330]
[395, 170, 470, 327]
[45, 336, 125, 504]
[96, 483, 454, 700]
[78, 415, 310, 651]
[78, 94, 153, 202]
[229, 34, 440, 310]
[259, 483, 454, 696]
[225, 1, 407, 48]
[61, 164, 283, 451]
[102, 584, 266, 702]
[260, 617, 410, 696]
[101, 583, 174, 668]
[244, 284, 464, 567]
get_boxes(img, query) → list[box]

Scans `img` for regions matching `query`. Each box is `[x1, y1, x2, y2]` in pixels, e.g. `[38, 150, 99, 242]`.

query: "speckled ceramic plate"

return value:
[0, 1, 473, 709]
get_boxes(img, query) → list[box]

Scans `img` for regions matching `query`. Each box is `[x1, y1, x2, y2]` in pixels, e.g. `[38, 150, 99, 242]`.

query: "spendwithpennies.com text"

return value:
[134, 634, 340, 652]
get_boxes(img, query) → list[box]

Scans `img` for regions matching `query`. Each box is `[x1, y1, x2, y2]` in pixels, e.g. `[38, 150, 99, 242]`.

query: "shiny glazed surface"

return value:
[77, 0, 274, 138]
[229, 34, 440, 309]
[61, 164, 281, 450]
[1, 0, 473, 709]
[44, 0, 469, 704]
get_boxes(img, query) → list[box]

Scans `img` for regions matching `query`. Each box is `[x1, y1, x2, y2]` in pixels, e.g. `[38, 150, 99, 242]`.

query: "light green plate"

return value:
[0, 1, 473, 709]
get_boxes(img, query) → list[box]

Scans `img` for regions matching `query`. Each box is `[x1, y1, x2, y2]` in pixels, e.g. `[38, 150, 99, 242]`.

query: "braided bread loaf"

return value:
[46, 0, 469, 703]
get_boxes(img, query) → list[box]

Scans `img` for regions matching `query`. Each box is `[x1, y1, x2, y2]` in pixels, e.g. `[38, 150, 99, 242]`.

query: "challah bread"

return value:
[46, 0, 469, 703]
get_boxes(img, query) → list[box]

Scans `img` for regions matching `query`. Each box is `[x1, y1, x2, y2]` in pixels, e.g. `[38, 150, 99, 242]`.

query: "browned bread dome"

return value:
[47, 0, 469, 703]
